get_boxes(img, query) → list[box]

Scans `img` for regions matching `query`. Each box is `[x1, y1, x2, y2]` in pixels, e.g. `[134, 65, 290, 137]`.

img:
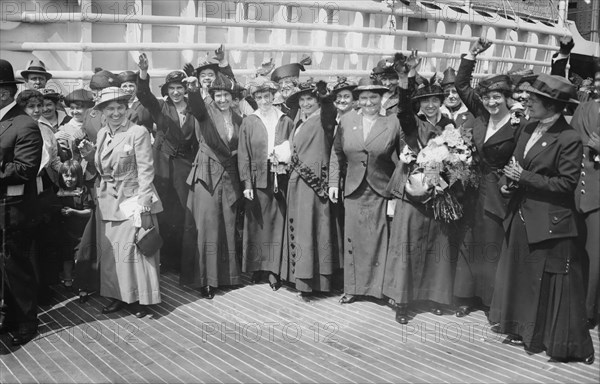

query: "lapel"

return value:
[523, 117, 564, 168]
[365, 115, 388, 147]
[484, 120, 516, 147]
[0, 119, 13, 138]
[514, 123, 534, 165]
[350, 113, 366, 149]
[0, 105, 22, 138]
[101, 122, 131, 160]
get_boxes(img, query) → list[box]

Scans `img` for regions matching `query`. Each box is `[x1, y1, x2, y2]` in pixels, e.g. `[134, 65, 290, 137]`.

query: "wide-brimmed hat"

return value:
[195, 58, 220, 76]
[118, 70, 137, 84]
[20, 59, 52, 80]
[476, 74, 512, 95]
[160, 70, 187, 97]
[330, 77, 358, 95]
[0, 59, 24, 85]
[90, 68, 121, 90]
[372, 57, 397, 78]
[285, 80, 319, 109]
[271, 55, 312, 83]
[519, 73, 579, 104]
[64, 89, 95, 107]
[209, 73, 236, 94]
[352, 78, 389, 98]
[94, 87, 131, 110]
[440, 67, 457, 87]
[248, 77, 279, 96]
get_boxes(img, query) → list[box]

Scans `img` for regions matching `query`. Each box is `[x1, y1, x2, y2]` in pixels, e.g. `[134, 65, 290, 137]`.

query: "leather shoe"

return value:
[0, 323, 17, 335]
[339, 294, 356, 304]
[584, 353, 595, 365]
[268, 274, 281, 291]
[298, 292, 311, 302]
[102, 299, 123, 314]
[251, 272, 262, 284]
[507, 335, 524, 346]
[490, 323, 502, 334]
[200, 286, 215, 300]
[431, 308, 443, 316]
[132, 304, 147, 319]
[395, 305, 409, 324]
[455, 306, 470, 318]
[11, 329, 37, 346]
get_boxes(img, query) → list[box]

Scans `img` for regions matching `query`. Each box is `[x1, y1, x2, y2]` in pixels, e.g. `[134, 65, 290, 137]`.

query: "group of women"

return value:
[20, 38, 598, 365]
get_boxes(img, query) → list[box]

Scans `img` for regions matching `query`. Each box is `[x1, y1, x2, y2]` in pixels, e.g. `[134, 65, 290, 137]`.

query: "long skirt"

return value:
[180, 174, 242, 288]
[242, 173, 286, 274]
[343, 181, 389, 298]
[490, 214, 593, 359]
[281, 172, 337, 292]
[383, 198, 454, 305]
[581, 209, 600, 320]
[97, 212, 161, 305]
[454, 194, 504, 307]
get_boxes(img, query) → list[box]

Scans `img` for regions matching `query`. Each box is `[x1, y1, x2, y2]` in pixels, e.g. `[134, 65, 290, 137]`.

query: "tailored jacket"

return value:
[0, 104, 43, 228]
[187, 90, 244, 206]
[329, 109, 402, 197]
[237, 109, 294, 190]
[136, 74, 198, 160]
[505, 115, 583, 244]
[456, 57, 525, 219]
[571, 100, 600, 213]
[128, 99, 154, 134]
[95, 121, 163, 221]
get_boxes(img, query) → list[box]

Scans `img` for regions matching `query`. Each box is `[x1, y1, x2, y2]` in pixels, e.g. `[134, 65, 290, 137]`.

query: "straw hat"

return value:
[94, 87, 131, 110]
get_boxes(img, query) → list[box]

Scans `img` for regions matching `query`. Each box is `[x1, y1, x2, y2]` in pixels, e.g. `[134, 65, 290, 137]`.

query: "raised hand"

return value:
[183, 63, 195, 77]
[406, 50, 421, 71]
[138, 53, 149, 71]
[183, 76, 199, 92]
[215, 44, 226, 62]
[469, 37, 493, 56]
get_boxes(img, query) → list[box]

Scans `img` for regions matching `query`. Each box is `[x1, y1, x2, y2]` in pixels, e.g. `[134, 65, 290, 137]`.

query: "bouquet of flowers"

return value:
[401, 126, 479, 222]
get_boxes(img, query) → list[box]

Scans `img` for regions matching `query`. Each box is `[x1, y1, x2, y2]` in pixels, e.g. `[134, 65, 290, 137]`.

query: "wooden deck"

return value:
[1, 272, 598, 384]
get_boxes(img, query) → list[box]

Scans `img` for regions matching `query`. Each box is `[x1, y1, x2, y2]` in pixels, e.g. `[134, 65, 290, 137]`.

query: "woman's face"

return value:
[199, 68, 216, 88]
[358, 91, 382, 116]
[24, 99, 43, 121]
[69, 102, 88, 123]
[61, 171, 77, 189]
[482, 91, 509, 117]
[419, 96, 442, 119]
[527, 93, 554, 120]
[213, 90, 233, 111]
[102, 101, 127, 126]
[41, 98, 57, 120]
[379, 75, 398, 89]
[334, 90, 354, 113]
[168, 83, 185, 103]
[121, 81, 137, 97]
[444, 86, 462, 109]
[299, 94, 318, 116]
[279, 78, 297, 99]
[254, 91, 274, 112]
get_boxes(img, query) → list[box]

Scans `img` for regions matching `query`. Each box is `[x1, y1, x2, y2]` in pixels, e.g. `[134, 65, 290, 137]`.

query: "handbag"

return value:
[135, 215, 163, 257]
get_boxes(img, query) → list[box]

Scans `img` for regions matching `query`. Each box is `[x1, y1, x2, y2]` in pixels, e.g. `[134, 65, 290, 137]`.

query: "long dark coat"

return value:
[453, 57, 525, 306]
[281, 98, 340, 292]
[490, 116, 593, 359]
[180, 91, 243, 288]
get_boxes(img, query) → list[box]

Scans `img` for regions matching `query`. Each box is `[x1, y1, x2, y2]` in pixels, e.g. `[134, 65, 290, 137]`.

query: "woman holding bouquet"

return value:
[453, 38, 526, 318]
[383, 52, 458, 324]
[492, 74, 594, 364]
[238, 78, 294, 290]
[328, 78, 402, 304]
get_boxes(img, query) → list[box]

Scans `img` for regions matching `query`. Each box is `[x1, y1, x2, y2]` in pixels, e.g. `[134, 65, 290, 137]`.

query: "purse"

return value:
[135, 215, 163, 257]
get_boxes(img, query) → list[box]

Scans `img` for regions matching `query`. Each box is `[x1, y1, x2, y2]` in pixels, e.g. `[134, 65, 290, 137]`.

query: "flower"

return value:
[399, 144, 417, 164]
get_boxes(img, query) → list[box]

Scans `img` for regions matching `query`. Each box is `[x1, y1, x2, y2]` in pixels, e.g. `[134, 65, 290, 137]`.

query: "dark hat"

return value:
[440, 67, 457, 87]
[64, 89, 95, 107]
[476, 74, 512, 95]
[372, 57, 397, 77]
[271, 55, 312, 83]
[160, 70, 187, 97]
[90, 68, 121, 90]
[412, 73, 445, 101]
[352, 78, 389, 98]
[94, 87, 131, 110]
[507, 67, 537, 87]
[519, 74, 579, 104]
[231, 82, 247, 99]
[0, 59, 23, 85]
[195, 58, 219, 76]
[38, 88, 62, 101]
[330, 76, 358, 95]
[209, 73, 236, 94]
[118, 70, 137, 84]
[285, 80, 318, 109]
[20, 58, 52, 80]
